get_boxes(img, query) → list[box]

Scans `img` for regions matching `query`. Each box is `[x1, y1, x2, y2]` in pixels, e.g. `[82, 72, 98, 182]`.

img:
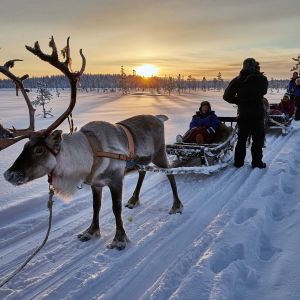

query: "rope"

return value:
[0, 187, 54, 288]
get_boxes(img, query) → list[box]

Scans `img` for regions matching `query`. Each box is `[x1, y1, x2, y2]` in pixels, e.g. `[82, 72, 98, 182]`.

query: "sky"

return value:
[0, 0, 299, 80]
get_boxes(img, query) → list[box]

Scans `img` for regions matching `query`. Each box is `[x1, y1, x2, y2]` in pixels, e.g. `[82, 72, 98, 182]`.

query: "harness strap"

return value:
[83, 124, 136, 161]
[116, 123, 135, 160]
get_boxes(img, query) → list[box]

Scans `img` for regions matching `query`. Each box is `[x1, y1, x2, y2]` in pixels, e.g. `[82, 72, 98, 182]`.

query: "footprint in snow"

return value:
[271, 202, 285, 222]
[280, 179, 295, 195]
[261, 185, 279, 197]
[234, 207, 258, 224]
[274, 158, 289, 164]
[257, 233, 281, 261]
[210, 243, 245, 273]
[271, 168, 286, 176]
[293, 157, 300, 165]
[289, 167, 299, 176]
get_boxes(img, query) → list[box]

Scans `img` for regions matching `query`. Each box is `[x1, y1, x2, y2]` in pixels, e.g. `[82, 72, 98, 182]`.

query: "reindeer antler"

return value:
[0, 59, 35, 134]
[0, 36, 86, 151]
[26, 36, 86, 136]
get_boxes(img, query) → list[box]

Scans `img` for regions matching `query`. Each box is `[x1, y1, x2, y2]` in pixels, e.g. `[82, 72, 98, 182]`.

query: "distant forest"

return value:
[0, 73, 289, 94]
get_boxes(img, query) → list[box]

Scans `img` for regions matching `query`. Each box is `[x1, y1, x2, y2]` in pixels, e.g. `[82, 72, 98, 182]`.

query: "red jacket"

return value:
[278, 100, 295, 117]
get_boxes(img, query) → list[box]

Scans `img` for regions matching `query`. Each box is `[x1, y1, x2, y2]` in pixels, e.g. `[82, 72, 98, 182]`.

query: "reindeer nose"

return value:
[4, 169, 13, 182]
[4, 169, 25, 185]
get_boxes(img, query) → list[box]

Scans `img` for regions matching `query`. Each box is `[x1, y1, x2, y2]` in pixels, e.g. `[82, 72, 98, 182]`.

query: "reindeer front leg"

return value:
[78, 186, 102, 242]
[107, 179, 129, 250]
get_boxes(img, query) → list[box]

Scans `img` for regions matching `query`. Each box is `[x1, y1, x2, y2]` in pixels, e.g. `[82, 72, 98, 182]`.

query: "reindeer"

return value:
[1, 38, 183, 250]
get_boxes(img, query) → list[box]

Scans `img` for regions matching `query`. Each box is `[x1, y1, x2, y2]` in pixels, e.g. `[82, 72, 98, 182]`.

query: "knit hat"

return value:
[283, 93, 290, 100]
[243, 58, 260, 72]
[199, 101, 211, 111]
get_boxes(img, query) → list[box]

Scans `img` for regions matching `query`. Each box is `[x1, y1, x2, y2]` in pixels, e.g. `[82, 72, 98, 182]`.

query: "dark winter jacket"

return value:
[294, 84, 300, 97]
[223, 69, 268, 119]
[189, 110, 220, 133]
[288, 78, 297, 96]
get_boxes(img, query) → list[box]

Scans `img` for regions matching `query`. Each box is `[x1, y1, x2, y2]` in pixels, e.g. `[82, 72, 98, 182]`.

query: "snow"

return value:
[1, 89, 300, 299]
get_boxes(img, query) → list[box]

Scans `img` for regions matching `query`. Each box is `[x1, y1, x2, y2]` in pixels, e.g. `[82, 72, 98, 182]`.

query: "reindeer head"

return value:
[4, 130, 63, 185]
[1, 37, 85, 185]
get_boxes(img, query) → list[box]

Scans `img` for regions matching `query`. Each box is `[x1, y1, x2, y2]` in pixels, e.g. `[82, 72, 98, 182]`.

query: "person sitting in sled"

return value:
[177, 101, 220, 144]
[270, 93, 295, 118]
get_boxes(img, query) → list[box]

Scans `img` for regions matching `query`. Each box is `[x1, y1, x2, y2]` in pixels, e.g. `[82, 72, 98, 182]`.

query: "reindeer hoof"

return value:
[169, 204, 184, 215]
[125, 199, 140, 209]
[77, 229, 100, 242]
[107, 236, 130, 250]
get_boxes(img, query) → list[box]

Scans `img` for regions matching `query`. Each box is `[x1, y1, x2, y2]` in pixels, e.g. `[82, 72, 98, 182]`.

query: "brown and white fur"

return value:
[4, 114, 183, 250]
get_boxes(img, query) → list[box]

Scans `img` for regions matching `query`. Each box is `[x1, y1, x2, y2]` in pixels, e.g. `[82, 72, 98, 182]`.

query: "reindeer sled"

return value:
[267, 106, 294, 135]
[264, 98, 294, 135]
[137, 116, 238, 176]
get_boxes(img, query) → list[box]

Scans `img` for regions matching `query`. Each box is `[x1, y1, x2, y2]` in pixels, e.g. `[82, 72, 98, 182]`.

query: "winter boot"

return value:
[234, 161, 244, 168]
[252, 161, 266, 169]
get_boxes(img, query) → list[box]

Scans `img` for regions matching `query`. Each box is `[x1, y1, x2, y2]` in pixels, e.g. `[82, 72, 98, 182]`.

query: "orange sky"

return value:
[0, 0, 299, 80]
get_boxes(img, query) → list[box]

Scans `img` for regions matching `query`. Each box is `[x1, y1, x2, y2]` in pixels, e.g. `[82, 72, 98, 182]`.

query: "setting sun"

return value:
[135, 64, 159, 77]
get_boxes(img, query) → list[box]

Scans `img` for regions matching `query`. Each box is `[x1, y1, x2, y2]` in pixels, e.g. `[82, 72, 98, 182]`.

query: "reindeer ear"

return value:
[46, 130, 63, 153]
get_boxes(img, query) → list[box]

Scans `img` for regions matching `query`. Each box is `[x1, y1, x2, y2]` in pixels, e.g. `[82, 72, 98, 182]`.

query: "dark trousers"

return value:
[235, 118, 265, 165]
[295, 96, 300, 120]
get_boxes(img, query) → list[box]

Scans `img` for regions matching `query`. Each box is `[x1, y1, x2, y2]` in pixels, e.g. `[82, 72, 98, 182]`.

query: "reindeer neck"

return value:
[51, 132, 94, 198]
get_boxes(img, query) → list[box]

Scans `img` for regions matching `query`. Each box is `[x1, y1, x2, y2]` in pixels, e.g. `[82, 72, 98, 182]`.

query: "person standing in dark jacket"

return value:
[287, 71, 298, 101]
[294, 78, 300, 120]
[223, 58, 268, 168]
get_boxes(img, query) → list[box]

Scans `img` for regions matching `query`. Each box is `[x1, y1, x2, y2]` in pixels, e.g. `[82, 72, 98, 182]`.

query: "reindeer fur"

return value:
[4, 114, 183, 250]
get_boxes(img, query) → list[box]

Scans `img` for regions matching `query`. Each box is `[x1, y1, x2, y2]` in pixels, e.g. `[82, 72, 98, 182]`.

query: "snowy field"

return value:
[1, 89, 300, 300]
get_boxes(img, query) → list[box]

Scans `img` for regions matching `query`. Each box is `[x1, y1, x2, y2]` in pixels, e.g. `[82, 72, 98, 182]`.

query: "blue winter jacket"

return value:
[189, 110, 220, 133]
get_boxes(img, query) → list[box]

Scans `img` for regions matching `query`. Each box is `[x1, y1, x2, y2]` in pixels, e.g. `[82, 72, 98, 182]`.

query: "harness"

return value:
[83, 123, 135, 161]
[82, 123, 136, 184]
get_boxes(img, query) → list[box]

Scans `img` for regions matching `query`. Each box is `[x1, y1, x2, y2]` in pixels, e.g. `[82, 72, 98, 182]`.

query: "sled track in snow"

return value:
[0, 127, 299, 299]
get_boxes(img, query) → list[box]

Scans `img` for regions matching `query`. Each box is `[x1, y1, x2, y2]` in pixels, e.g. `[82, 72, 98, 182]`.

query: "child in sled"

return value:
[177, 101, 220, 144]
[270, 93, 295, 119]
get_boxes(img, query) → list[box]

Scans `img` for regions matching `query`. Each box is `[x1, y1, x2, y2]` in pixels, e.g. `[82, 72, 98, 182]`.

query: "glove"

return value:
[206, 127, 215, 134]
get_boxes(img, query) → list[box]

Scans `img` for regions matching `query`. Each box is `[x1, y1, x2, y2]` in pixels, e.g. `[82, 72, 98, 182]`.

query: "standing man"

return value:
[287, 71, 298, 102]
[223, 58, 268, 168]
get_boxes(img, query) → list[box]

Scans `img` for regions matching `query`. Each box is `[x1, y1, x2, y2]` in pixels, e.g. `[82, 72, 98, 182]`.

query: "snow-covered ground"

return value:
[1, 89, 300, 300]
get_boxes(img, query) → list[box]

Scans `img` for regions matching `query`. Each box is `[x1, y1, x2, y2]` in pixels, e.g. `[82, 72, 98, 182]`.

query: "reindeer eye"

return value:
[34, 146, 45, 155]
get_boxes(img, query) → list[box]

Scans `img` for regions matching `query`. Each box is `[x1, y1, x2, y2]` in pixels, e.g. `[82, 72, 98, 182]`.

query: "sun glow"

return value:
[135, 64, 159, 77]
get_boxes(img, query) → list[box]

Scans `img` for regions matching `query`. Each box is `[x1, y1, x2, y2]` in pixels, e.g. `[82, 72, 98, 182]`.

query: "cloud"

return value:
[0, 0, 299, 79]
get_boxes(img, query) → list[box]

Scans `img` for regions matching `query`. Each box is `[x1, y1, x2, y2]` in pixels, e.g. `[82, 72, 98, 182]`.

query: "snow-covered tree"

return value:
[217, 72, 224, 90]
[31, 82, 53, 118]
[291, 54, 300, 73]
[177, 74, 182, 95]
[120, 66, 128, 95]
[55, 86, 60, 97]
